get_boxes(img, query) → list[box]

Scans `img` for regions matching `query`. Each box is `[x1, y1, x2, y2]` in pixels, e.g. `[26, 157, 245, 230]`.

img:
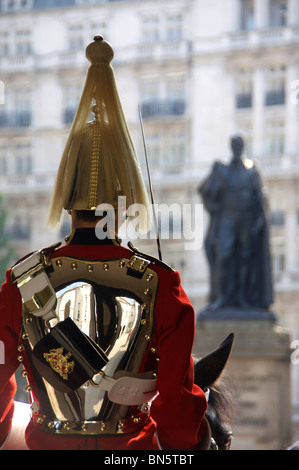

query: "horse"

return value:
[194, 333, 237, 450]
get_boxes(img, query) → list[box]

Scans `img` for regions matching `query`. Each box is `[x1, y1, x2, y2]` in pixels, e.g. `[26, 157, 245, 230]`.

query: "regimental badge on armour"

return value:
[43, 347, 75, 380]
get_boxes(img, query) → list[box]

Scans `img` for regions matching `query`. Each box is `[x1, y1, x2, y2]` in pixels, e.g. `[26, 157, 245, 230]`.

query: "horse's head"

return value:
[194, 333, 236, 450]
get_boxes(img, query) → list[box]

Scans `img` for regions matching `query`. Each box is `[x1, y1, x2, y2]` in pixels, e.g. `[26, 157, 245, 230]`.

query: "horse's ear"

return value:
[194, 333, 234, 389]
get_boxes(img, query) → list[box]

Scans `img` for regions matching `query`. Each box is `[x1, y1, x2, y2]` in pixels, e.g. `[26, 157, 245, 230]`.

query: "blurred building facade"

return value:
[1, 0, 299, 438]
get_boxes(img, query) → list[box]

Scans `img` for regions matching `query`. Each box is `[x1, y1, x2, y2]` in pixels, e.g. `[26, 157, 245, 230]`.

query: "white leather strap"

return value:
[12, 251, 57, 321]
[91, 373, 157, 406]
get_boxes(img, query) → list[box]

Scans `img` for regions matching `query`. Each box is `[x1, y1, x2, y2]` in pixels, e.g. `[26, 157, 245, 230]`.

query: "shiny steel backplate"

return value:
[21, 255, 158, 435]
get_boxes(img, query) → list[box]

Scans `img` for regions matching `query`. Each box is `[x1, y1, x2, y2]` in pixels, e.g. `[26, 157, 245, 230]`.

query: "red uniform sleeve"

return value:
[150, 269, 208, 450]
[0, 270, 22, 446]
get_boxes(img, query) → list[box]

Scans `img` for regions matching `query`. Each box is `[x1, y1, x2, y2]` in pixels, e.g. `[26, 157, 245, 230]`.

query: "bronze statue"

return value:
[199, 135, 273, 313]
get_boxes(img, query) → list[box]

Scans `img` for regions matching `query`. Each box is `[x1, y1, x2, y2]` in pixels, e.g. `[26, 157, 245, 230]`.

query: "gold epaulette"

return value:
[127, 242, 175, 273]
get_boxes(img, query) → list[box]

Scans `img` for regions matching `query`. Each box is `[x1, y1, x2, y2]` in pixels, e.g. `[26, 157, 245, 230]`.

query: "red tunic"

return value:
[0, 231, 207, 450]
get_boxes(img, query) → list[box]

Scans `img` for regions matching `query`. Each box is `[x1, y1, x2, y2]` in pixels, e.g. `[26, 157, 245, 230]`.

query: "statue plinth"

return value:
[197, 305, 276, 322]
[194, 309, 292, 450]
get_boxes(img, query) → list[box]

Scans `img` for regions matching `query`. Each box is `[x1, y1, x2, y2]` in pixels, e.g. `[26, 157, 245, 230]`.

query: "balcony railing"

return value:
[0, 171, 56, 194]
[270, 211, 285, 227]
[236, 93, 252, 109]
[0, 111, 32, 128]
[265, 89, 285, 106]
[141, 99, 185, 119]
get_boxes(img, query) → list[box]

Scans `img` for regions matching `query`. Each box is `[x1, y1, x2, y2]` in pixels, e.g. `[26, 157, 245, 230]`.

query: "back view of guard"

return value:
[0, 37, 209, 451]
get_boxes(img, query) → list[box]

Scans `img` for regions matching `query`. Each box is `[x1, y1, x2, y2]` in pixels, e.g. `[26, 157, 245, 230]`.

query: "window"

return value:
[141, 13, 185, 44]
[0, 31, 9, 58]
[166, 14, 183, 42]
[141, 126, 187, 175]
[68, 24, 84, 51]
[1, 0, 32, 10]
[64, 83, 82, 124]
[166, 78, 185, 103]
[236, 68, 253, 108]
[165, 129, 186, 172]
[268, 183, 286, 229]
[15, 88, 32, 126]
[240, 0, 255, 31]
[0, 146, 8, 175]
[142, 17, 160, 43]
[146, 132, 161, 169]
[140, 76, 186, 118]
[77, 302, 81, 321]
[14, 143, 32, 175]
[0, 88, 32, 128]
[15, 30, 32, 56]
[265, 65, 286, 106]
[7, 214, 31, 241]
[272, 248, 285, 276]
[269, 0, 288, 27]
[265, 120, 285, 158]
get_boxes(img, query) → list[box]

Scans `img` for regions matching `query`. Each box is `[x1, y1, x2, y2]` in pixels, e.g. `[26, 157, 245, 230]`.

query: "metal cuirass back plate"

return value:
[21, 254, 158, 436]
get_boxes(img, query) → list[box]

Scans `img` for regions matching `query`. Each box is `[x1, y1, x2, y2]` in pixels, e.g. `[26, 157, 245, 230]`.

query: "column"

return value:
[284, 180, 299, 276]
[254, 0, 269, 29]
[288, 0, 299, 27]
[285, 61, 298, 155]
[252, 62, 265, 158]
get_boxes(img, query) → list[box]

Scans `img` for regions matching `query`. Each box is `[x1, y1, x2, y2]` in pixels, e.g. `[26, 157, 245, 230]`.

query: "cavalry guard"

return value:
[0, 37, 210, 450]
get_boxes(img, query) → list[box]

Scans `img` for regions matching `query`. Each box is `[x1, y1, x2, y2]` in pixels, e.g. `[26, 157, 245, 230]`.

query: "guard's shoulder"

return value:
[127, 242, 175, 273]
[11, 242, 61, 271]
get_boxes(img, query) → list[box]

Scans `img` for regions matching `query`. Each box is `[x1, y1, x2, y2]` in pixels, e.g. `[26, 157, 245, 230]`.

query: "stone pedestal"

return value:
[194, 309, 292, 450]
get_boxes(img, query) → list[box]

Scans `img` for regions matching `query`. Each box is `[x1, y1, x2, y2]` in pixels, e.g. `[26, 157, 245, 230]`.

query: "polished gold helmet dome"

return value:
[48, 36, 150, 233]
